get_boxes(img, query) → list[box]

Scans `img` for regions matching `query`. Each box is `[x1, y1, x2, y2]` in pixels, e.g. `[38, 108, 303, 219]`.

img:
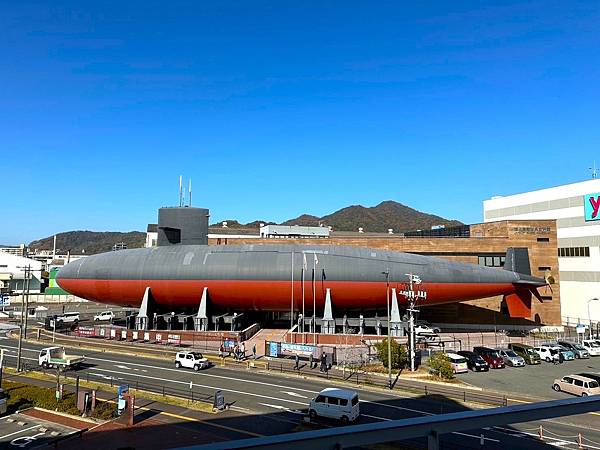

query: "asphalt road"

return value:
[0, 337, 598, 450]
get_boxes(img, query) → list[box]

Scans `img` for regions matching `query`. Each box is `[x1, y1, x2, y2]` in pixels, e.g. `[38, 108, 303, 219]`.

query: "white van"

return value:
[445, 352, 469, 373]
[308, 388, 359, 424]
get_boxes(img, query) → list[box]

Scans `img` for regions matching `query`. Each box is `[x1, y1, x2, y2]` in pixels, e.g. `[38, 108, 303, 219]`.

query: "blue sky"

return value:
[2, 1, 599, 244]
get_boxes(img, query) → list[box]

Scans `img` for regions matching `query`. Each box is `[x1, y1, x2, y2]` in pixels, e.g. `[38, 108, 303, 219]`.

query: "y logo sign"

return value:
[584, 193, 600, 221]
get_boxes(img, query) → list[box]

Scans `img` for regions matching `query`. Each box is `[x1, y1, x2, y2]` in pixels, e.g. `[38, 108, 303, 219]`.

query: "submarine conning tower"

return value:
[157, 206, 209, 246]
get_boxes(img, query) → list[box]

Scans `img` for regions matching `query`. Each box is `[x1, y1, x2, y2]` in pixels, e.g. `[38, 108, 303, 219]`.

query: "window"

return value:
[538, 266, 551, 271]
[478, 255, 506, 267]
[558, 247, 590, 258]
[315, 395, 326, 403]
[537, 237, 550, 242]
[574, 379, 584, 387]
[327, 397, 339, 405]
[563, 377, 573, 384]
[351, 396, 359, 406]
[339, 398, 348, 406]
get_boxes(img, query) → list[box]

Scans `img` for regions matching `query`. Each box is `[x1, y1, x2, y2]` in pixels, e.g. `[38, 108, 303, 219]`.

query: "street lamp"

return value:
[382, 270, 392, 389]
[588, 298, 599, 339]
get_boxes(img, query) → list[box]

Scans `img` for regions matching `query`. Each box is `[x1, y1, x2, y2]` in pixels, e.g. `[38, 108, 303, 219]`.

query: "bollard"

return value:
[539, 425, 544, 441]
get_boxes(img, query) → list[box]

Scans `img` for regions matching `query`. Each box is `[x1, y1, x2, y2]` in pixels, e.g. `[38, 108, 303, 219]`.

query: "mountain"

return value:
[319, 201, 462, 233]
[29, 231, 146, 254]
[28, 201, 462, 254]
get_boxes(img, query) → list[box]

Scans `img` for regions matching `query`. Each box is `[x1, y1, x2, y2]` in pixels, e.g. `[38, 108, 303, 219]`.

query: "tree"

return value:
[374, 338, 407, 369]
[428, 352, 454, 380]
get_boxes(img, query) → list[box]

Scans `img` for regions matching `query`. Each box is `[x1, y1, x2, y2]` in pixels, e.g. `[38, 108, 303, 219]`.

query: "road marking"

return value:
[360, 400, 434, 416]
[258, 403, 304, 415]
[0, 424, 40, 440]
[87, 367, 308, 406]
[280, 391, 308, 399]
[157, 410, 263, 437]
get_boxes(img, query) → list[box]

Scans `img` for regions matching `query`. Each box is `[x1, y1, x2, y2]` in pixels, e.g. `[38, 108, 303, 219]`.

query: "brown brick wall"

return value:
[208, 220, 560, 325]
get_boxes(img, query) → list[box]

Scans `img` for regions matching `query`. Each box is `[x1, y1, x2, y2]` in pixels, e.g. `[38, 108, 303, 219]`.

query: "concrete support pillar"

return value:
[194, 287, 209, 331]
[135, 287, 153, 331]
[322, 288, 335, 334]
[390, 288, 402, 337]
[297, 314, 304, 333]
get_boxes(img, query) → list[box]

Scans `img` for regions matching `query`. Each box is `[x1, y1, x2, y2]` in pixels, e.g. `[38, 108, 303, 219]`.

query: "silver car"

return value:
[497, 348, 526, 367]
[557, 341, 590, 359]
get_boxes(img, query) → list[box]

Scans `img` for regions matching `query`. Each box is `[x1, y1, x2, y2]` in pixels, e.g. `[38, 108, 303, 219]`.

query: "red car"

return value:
[472, 346, 505, 369]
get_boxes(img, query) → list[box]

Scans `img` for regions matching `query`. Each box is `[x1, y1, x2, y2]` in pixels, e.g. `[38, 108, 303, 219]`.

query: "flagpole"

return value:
[302, 256, 305, 343]
[313, 253, 316, 345]
[290, 251, 294, 331]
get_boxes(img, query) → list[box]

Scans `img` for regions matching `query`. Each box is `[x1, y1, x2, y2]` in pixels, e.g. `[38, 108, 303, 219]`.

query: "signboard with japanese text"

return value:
[584, 193, 600, 222]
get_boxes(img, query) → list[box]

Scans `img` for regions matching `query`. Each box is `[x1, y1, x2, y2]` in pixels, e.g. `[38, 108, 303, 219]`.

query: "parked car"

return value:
[496, 348, 525, 367]
[472, 347, 505, 369]
[414, 324, 440, 335]
[175, 352, 210, 371]
[445, 353, 469, 374]
[534, 346, 559, 363]
[540, 344, 574, 361]
[457, 351, 489, 372]
[309, 388, 360, 424]
[581, 340, 600, 356]
[552, 375, 600, 397]
[416, 321, 442, 333]
[557, 341, 590, 359]
[508, 343, 541, 365]
[94, 311, 115, 322]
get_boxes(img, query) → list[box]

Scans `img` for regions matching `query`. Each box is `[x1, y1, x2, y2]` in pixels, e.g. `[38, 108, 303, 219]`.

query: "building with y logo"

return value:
[484, 179, 600, 325]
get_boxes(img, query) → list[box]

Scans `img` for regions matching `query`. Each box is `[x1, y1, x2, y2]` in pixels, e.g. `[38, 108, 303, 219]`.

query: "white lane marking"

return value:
[360, 399, 434, 416]
[115, 365, 130, 370]
[87, 367, 307, 406]
[492, 426, 600, 450]
[0, 424, 40, 440]
[89, 372, 122, 381]
[280, 391, 308, 399]
[258, 403, 304, 415]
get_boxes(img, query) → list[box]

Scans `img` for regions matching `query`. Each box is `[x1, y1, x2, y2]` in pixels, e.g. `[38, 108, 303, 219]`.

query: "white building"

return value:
[0, 252, 43, 294]
[483, 179, 600, 325]
[260, 224, 330, 238]
[146, 224, 158, 248]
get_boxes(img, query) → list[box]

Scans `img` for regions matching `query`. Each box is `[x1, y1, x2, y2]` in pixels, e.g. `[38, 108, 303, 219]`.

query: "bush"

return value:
[5, 381, 80, 415]
[428, 353, 454, 380]
[374, 338, 407, 369]
[90, 401, 117, 420]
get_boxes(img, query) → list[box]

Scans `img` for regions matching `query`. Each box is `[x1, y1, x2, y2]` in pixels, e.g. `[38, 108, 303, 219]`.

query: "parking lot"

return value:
[458, 355, 600, 399]
[0, 413, 79, 449]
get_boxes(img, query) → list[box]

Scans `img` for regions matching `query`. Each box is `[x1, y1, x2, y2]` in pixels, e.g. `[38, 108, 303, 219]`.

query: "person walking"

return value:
[294, 353, 300, 370]
[559, 350, 565, 364]
[252, 344, 257, 360]
[309, 353, 313, 369]
[219, 343, 224, 359]
[320, 352, 326, 373]
[233, 344, 239, 361]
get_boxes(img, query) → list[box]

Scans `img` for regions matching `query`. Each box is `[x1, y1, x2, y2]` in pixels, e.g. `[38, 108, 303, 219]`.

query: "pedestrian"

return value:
[295, 353, 300, 370]
[309, 353, 313, 369]
[219, 343, 224, 359]
[553, 350, 559, 365]
[240, 342, 246, 360]
[320, 352, 326, 372]
[233, 344, 239, 361]
[559, 350, 565, 364]
[252, 344, 256, 360]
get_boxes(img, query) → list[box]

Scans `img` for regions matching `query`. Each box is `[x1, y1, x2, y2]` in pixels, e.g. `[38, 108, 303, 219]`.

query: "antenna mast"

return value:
[179, 175, 183, 207]
[590, 161, 598, 180]
[189, 179, 192, 207]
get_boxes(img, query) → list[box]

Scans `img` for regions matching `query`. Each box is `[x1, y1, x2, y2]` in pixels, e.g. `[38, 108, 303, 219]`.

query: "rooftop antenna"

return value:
[590, 161, 598, 179]
[188, 179, 192, 207]
[179, 175, 183, 207]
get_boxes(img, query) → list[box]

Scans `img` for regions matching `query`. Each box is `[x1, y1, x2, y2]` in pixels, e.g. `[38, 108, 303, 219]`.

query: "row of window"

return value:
[558, 247, 590, 258]
[478, 256, 506, 267]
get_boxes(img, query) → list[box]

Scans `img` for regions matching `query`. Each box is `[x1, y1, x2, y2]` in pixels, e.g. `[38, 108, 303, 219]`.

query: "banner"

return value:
[77, 327, 95, 337]
[167, 334, 181, 345]
[280, 343, 315, 357]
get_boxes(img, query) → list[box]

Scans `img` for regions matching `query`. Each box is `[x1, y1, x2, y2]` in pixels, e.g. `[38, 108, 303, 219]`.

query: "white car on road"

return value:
[94, 311, 115, 322]
[175, 352, 210, 371]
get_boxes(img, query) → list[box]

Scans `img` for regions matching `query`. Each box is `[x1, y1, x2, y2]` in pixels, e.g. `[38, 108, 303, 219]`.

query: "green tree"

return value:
[374, 338, 407, 369]
[428, 352, 454, 380]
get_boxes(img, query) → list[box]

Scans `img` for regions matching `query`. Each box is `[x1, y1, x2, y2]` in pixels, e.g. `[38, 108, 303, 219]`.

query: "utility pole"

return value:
[382, 269, 392, 389]
[16, 265, 30, 372]
[400, 273, 428, 372]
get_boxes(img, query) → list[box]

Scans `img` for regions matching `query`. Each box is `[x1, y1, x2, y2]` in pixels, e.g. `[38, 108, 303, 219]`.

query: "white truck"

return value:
[39, 346, 84, 370]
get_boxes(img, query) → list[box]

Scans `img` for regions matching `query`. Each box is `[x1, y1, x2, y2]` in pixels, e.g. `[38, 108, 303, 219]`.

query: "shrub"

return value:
[5, 381, 80, 415]
[428, 352, 454, 380]
[374, 338, 407, 369]
[91, 401, 117, 420]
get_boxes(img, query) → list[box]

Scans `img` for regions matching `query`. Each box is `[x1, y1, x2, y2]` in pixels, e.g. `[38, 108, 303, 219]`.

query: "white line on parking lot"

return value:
[0, 425, 41, 441]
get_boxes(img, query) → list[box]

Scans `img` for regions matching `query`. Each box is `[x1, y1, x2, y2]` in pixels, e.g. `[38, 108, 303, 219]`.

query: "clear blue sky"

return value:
[2, 1, 599, 244]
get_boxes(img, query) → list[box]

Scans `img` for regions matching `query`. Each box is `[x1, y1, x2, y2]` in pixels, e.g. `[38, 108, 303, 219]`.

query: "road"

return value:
[0, 337, 599, 450]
